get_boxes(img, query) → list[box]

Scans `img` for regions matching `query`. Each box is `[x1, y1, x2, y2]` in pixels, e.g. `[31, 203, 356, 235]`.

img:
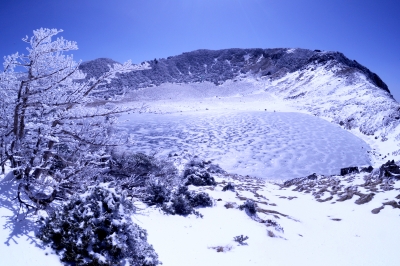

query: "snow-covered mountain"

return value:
[80, 48, 388, 93]
[80, 48, 400, 164]
[2, 48, 400, 266]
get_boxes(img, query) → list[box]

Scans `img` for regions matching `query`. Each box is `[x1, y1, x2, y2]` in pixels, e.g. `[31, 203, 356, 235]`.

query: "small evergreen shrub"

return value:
[37, 185, 160, 266]
[162, 186, 213, 216]
[187, 191, 213, 208]
[170, 195, 193, 216]
[144, 179, 171, 206]
[183, 159, 217, 186]
[240, 199, 257, 216]
[222, 182, 235, 192]
[185, 172, 216, 186]
[233, 235, 249, 245]
[109, 151, 178, 186]
[265, 219, 284, 233]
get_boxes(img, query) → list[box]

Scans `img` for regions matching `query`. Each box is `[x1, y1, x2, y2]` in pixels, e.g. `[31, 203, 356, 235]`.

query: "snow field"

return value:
[138, 173, 400, 266]
[1, 65, 399, 265]
[0, 172, 61, 266]
[120, 111, 371, 180]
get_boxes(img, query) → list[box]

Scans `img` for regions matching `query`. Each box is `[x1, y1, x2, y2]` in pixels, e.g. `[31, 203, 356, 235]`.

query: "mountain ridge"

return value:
[79, 48, 390, 96]
[79, 47, 400, 161]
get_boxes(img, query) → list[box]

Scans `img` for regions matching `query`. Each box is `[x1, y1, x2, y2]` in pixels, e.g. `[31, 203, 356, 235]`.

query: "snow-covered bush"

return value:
[233, 235, 249, 245]
[185, 171, 216, 186]
[222, 182, 235, 192]
[187, 191, 214, 208]
[183, 160, 217, 186]
[105, 151, 179, 204]
[240, 199, 257, 216]
[144, 178, 172, 206]
[169, 195, 193, 216]
[162, 186, 213, 216]
[37, 184, 160, 266]
[109, 151, 178, 185]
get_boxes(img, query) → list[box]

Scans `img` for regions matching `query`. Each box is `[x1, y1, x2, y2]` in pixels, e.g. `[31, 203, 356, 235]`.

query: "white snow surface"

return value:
[120, 111, 370, 180]
[137, 173, 400, 266]
[119, 63, 400, 167]
[2, 62, 400, 265]
[0, 171, 60, 266]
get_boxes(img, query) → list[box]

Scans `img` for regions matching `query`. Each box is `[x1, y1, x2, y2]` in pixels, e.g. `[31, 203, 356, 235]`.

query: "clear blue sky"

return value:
[1, 0, 399, 100]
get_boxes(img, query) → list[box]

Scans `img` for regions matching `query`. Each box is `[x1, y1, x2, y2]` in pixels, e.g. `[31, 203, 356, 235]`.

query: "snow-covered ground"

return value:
[0, 171, 61, 265]
[117, 77, 399, 266]
[138, 172, 400, 266]
[1, 74, 400, 265]
[120, 111, 370, 180]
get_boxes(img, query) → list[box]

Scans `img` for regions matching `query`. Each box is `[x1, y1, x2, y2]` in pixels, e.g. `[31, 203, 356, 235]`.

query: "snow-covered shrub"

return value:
[144, 178, 171, 206]
[106, 151, 179, 202]
[185, 172, 216, 186]
[222, 182, 235, 192]
[233, 235, 249, 245]
[183, 159, 217, 186]
[37, 184, 160, 266]
[240, 199, 257, 216]
[184, 168, 216, 186]
[265, 219, 284, 233]
[109, 151, 178, 186]
[187, 191, 213, 208]
[162, 186, 213, 216]
[169, 195, 193, 216]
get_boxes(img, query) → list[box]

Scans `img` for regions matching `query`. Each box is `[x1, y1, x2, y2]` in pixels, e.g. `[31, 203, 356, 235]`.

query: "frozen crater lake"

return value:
[120, 111, 371, 180]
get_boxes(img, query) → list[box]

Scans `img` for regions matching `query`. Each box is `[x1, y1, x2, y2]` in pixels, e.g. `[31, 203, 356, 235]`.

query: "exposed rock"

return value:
[383, 200, 400, 209]
[337, 192, 354, 202]
[307, 173, 318, 180]
[224, 202, 238, 209]
[355, 193, 375, 205]
[379, 160, 400, 179]
[371, 206, 384, 214]
[317, 196, 333, 202]
[361, 166, 374, 173]
[340, 167, 359, 176]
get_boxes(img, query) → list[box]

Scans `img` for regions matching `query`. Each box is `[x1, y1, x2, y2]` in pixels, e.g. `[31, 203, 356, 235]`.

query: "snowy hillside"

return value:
[81, 48, 400, 166]
[1, 46, 399, 266]
[80, 48, 389, 94]
[80, 49, 399, 265]
[82, 48, 399, 130]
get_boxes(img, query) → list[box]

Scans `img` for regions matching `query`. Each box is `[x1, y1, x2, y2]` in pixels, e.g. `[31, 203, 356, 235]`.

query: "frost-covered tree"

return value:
[0, 28, 149, 210]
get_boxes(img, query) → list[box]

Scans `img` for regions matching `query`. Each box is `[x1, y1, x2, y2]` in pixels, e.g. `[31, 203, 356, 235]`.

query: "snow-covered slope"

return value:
[81, 48, 389, 95]
[138, 170, 400, 266]
[1, 48, 400, 266]
[82, 48, 400, 166]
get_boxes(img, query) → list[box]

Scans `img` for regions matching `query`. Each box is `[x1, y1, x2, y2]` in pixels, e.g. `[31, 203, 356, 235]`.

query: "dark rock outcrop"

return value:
[379, 160, 400, 179]
[340, 167, 359, 176]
